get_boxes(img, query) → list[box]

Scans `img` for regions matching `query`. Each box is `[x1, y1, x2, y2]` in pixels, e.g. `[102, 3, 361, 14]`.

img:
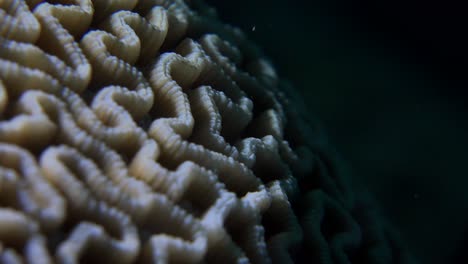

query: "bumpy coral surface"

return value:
[0, 0, 414, 263]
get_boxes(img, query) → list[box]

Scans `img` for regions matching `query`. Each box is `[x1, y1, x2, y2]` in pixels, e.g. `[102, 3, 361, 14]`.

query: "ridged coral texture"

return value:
[0, 0, 414, 263]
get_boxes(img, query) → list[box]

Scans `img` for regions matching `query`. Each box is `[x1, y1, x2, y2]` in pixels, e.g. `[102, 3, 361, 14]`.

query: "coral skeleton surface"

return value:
[0, 0, 414, 263]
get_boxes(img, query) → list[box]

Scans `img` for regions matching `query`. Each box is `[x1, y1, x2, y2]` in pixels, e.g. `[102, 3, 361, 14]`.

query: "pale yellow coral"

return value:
[0, 0, 413, 263]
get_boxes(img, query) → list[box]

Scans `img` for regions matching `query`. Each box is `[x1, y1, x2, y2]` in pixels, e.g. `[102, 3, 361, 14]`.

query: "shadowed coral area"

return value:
[0, 0, 415, 263]
[205, 1, 468, 263]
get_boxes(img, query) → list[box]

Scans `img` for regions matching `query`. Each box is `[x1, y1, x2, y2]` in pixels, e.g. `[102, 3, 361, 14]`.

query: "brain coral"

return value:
[0, 0, 415, 263]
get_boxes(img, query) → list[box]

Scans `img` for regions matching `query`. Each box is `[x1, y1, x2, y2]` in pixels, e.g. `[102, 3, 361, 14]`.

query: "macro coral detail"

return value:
[0, 0, 414, 263]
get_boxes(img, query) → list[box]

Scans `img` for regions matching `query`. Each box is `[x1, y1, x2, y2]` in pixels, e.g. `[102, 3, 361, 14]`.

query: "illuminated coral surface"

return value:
[0, 0, 414, 263]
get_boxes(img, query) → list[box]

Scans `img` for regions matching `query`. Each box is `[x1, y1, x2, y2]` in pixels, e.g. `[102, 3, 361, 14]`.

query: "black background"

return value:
[205, 0, 468, 263]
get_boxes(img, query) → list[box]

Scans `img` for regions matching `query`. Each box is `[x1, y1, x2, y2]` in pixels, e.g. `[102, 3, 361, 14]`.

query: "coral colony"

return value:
[0, 0, 414, 263]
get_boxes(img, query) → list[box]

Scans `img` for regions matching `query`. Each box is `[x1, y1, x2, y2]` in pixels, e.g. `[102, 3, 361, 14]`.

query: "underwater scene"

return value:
[207, 0, 468, 263]
[0, 0, 466, 263]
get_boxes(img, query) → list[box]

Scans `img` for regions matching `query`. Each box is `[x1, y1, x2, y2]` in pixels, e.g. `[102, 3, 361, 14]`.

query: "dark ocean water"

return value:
[206, 0, 468, 263]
